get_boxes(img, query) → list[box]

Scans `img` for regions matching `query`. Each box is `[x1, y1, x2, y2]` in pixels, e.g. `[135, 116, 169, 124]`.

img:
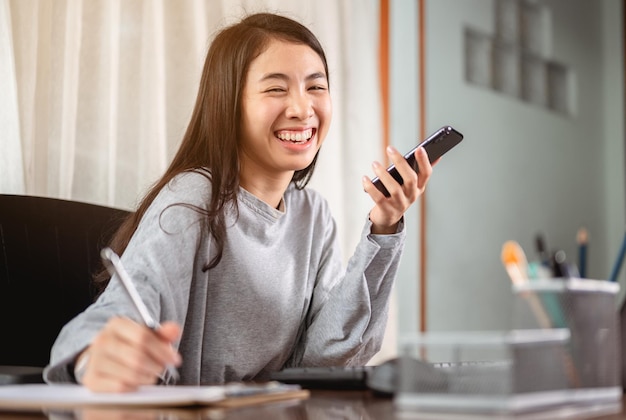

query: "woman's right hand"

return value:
[76, 316, 182, 392]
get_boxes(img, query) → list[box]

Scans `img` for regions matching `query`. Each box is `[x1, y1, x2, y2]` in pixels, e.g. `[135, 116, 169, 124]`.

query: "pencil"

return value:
[535, 233, 550, 267]
[501, 241, 550, 328]
[577, 227, 588, 278]
[609, 228, 626, 282]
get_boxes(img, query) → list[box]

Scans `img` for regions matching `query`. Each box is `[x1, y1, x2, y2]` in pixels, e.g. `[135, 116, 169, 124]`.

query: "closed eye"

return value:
[264, 87, 287, 94]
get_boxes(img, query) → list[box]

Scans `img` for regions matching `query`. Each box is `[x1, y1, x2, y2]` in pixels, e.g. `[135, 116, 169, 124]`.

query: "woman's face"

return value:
[239, 39, 332, 180]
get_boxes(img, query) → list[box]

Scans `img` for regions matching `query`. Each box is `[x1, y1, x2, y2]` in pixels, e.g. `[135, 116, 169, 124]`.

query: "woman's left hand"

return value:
[362, 145, 434, 234]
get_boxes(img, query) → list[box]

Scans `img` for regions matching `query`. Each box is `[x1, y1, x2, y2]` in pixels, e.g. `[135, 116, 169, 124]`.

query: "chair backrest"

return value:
[0, 194, 130, 368]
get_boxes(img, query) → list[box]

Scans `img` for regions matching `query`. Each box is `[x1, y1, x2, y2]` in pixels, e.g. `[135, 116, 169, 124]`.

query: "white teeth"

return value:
[277, 128, 313, 143]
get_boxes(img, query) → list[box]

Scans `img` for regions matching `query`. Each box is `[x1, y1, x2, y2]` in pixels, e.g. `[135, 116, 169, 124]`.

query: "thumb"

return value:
[157, 321, 182, 343]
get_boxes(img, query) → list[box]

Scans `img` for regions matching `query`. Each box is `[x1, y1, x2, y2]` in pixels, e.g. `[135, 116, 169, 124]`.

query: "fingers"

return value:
[362, 148, 408, 201]
[157, 321, 182, 343]
[413, 147, 433, 190]
[363, 145, 434, 233]
[363, 146, 432, 200]
[81, 317, 182, 393]
[155, 322, 183, 383]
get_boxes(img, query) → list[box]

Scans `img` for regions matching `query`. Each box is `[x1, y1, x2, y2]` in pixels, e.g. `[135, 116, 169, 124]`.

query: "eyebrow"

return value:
[259, 72, 327, 83]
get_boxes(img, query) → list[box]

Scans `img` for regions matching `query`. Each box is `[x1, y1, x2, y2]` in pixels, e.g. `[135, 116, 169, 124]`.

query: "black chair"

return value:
[0, 194, 130, 384]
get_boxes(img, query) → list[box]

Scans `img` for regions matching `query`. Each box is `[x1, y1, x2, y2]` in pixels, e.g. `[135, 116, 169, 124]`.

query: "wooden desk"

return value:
[0, 391, 624, 419]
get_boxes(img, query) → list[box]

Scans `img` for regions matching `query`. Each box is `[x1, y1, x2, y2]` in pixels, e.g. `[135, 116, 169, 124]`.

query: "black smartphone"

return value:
[372, 125, 464, 197]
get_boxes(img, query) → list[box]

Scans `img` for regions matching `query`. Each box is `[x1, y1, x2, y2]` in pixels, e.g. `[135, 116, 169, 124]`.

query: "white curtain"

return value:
[0, 0, 23, 194]
[0, 0, 395, 363]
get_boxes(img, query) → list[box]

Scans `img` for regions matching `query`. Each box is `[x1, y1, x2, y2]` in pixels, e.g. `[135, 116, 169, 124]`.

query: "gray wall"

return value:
[391, 0, 625, 336]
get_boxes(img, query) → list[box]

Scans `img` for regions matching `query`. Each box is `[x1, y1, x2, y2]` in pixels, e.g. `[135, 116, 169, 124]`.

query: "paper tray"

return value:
[394, 329, 620, 415]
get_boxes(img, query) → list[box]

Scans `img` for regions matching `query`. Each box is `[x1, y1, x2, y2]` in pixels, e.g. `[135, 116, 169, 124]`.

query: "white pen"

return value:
[100, 247, 180, 384]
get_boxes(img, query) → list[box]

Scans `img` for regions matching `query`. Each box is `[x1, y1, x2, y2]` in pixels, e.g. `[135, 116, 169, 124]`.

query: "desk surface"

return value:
[0, 390, 625, 419]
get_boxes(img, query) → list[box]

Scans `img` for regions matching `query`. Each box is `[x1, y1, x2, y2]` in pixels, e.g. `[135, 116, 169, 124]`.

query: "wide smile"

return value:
[275, 128, 315, 144]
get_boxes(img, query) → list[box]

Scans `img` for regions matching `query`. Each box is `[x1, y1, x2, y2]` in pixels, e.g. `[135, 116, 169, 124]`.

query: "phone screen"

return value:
[372, 126, 464, 197]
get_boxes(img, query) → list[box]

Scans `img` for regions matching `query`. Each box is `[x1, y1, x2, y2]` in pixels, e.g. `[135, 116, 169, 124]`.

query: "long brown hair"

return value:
[94, 13, 329, 294]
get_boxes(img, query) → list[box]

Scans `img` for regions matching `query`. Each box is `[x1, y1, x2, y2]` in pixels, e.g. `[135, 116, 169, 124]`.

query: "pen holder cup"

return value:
[394, 329, 575, 414]
[512, 278, 621, 399]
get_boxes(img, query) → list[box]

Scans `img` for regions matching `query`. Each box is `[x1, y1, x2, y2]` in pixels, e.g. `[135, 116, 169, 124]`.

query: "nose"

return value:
[285, 91, 313, 120]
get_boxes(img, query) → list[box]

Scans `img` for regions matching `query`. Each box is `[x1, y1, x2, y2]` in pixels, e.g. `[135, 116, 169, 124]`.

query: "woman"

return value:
[43, 12, 433, 392]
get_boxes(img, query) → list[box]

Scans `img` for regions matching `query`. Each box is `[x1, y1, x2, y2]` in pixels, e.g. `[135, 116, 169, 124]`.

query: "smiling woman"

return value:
[239, 40, 333, 204]
[2, 0, 399, 376]
[41, 12, 428, 393]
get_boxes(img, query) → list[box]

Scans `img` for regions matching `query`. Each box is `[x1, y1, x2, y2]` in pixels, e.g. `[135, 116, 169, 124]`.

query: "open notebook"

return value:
[0, 382, 309, 410]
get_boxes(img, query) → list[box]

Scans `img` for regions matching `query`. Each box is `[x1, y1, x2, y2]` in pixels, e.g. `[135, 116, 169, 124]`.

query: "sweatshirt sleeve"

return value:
[291, 212, 406, 367]
[43, 172, 209, 383]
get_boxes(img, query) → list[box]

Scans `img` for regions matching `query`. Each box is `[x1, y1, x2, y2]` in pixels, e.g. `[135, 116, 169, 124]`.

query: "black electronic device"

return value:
[372, 125, 464, 197]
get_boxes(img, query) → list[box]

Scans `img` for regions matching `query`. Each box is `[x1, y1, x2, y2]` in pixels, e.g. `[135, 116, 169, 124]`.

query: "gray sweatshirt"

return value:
[44, 170, 405, 385]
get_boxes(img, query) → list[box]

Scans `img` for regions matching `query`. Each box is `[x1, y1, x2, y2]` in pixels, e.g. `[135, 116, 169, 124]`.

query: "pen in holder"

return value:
[512, 278, 620, 401]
